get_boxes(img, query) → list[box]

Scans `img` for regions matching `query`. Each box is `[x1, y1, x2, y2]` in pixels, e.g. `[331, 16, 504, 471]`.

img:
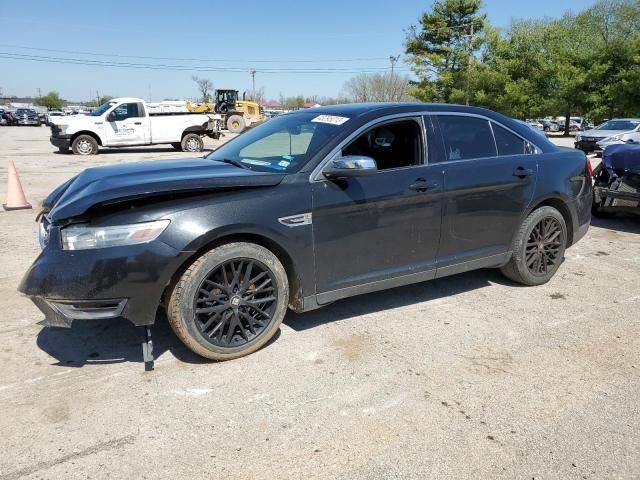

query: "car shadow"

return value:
[591, 214, 640, 234]
[35, 308, 281, 368]
[285, 268, 512, 331]
[36, 268, 512, 368]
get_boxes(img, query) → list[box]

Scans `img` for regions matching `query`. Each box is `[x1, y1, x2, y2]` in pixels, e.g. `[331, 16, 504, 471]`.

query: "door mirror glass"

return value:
[324, 155, 378, 178]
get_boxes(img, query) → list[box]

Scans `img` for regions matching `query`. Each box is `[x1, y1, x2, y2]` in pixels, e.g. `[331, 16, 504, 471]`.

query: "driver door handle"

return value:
[134, 122, 142, 125]
[409, 178, 439, 192]
[513, 166, 534, 178]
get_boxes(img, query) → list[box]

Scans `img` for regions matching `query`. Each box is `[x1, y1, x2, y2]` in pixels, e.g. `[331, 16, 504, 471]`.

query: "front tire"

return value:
[71, 134, 98, 155]
[181, 133, 204, 153]
[167, 242, 289, 361]
[501, 206, 567, 286]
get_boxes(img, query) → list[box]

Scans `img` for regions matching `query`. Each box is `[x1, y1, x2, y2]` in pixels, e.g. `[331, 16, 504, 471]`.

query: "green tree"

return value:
[576, 0, 640, 121]
[405, 0, 487, 103]
[35, 91, 64, 110]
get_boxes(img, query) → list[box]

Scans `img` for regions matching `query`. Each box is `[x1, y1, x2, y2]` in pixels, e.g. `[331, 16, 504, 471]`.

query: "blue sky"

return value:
[1, 0, 598, 102]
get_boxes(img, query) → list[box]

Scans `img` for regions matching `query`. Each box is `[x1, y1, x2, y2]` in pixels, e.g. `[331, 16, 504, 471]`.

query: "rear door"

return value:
[104, 102, 149, 145]
[430, 114, 538, 267]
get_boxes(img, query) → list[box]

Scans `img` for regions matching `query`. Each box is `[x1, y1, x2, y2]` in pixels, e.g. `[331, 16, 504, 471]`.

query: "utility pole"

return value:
[389, 55, 400, 76]
[389, 55, 400, 101]
[250, 69, 256, 101]
[37, 88, 41, 99]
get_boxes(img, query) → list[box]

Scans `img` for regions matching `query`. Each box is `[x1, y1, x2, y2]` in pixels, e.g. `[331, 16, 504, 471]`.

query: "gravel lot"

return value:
[0, 126, 638, 479]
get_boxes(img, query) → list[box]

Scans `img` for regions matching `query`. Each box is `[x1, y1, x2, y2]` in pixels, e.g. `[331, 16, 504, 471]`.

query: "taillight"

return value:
[585, 158, 593, 177]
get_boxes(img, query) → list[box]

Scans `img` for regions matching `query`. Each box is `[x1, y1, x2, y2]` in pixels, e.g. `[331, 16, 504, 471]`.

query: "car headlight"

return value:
[576, 134, 582, 142]
[613, 133, 625, 140]
[56, 124, 68, 133]
[61, 220, 170, 250]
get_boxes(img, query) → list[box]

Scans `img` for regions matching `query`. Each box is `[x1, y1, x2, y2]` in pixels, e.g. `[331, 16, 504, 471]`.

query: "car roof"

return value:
[305, 102, 504, 118]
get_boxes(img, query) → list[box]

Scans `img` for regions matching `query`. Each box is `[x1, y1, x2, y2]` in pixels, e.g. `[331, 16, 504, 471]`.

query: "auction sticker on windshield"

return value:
[311, 115, 349, 126]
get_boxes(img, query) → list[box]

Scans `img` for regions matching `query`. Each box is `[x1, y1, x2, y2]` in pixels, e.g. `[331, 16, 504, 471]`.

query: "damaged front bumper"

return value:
[18, 224, 191, 328]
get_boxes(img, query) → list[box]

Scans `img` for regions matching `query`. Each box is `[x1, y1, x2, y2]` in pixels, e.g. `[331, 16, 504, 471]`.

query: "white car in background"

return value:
[575, 118, 640, 154]
[597, 129, 640, 152]
[45, 111, 66, 125]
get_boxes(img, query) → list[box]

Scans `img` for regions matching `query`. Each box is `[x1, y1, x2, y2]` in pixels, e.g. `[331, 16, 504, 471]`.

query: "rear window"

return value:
[492, 123, 527, 156]
[437, 115, 497, 161]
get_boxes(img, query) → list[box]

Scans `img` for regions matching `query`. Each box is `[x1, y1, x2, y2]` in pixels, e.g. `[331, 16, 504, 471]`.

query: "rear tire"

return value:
[71, 134, 98, 155]
[500, 206, 567, 286]
[171, 142, 182, 151]
[226, 115, 245, 133]
[181, 133, 204, 153]
[167, 242, 289, 361]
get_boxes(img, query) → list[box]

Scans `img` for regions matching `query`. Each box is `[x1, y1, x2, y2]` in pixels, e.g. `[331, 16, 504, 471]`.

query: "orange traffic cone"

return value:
[3, 160, 32, 211]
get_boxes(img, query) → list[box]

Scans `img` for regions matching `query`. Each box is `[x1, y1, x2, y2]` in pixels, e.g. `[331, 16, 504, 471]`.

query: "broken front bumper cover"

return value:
[19, 224, 191, 327]
[31, 297, 127, 328]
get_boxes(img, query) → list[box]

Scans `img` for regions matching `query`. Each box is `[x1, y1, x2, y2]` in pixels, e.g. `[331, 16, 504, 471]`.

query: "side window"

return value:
[492, 123, 527, 156]
[437, 115, 497, 161]
[341, 119, 422, 170]
[109, 103, 140, 121]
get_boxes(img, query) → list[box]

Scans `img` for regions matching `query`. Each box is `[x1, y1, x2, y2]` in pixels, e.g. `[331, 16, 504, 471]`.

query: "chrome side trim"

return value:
[278, 213, 312, 227]
[429, 111, 543, 155]
[309, 110, 542, 182]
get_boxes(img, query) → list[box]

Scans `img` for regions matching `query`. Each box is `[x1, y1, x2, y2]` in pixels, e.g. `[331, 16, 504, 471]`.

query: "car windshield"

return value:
[91, 101, 117, 116]
[597, 120, 640, 130]
[206, 112, 349, 173]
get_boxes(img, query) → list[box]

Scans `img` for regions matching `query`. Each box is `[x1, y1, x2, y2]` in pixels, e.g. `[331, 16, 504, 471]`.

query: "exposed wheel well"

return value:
[165, 233, 303, 312]
[181, 126, 205, 138]
[530, 198, 574, 247]
[71, 130, 102, 146]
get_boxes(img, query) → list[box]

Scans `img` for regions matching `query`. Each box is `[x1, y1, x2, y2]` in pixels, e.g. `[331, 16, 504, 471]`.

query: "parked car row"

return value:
[0, 108, 73, 127]
[1, 108, 44, 126]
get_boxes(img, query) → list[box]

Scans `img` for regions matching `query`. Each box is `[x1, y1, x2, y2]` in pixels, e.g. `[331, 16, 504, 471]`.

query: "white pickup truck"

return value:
[50, 97, 222, 155]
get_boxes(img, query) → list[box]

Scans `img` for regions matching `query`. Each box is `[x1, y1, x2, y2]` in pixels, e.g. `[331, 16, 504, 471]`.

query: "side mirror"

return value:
[324, 155, 378, 179]
[107, 112, 116, 122]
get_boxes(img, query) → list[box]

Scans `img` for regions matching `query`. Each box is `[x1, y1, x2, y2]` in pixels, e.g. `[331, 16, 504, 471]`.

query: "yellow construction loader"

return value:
[187, 89, 264, 133]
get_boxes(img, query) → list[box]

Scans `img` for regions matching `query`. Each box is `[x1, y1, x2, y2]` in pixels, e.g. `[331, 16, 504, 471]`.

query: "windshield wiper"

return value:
[218, 158, 249, 170]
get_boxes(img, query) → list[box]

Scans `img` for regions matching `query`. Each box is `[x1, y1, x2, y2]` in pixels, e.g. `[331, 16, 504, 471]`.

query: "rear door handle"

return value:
[409, 178, 438, 192]
[513, 167, 534, 178]
[134, 122, 142, 125]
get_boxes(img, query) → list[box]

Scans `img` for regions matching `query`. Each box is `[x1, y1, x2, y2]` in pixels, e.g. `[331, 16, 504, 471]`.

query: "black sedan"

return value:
[19, 103, 592, 363]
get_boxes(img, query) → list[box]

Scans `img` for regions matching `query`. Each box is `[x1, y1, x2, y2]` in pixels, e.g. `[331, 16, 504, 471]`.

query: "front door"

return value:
[104, 102, 147, 145]
[312, 117, 443, 302]
[429, 114, 539, 267]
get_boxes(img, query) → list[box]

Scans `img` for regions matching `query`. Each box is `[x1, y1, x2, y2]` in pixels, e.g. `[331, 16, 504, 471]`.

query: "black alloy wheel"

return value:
[525, 216, 563, 276]
[193, 258, 277, 348]
[500, 206, 567, 286]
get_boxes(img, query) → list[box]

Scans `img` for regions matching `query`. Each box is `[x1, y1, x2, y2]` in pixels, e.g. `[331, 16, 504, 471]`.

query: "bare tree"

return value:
[343, 73, 413, 102]
[192, 76, 214, 103]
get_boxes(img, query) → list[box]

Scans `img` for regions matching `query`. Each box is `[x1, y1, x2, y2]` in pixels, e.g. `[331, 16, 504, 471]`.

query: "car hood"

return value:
[43, 158, 286, 222]
[581, 128, 631, 138]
